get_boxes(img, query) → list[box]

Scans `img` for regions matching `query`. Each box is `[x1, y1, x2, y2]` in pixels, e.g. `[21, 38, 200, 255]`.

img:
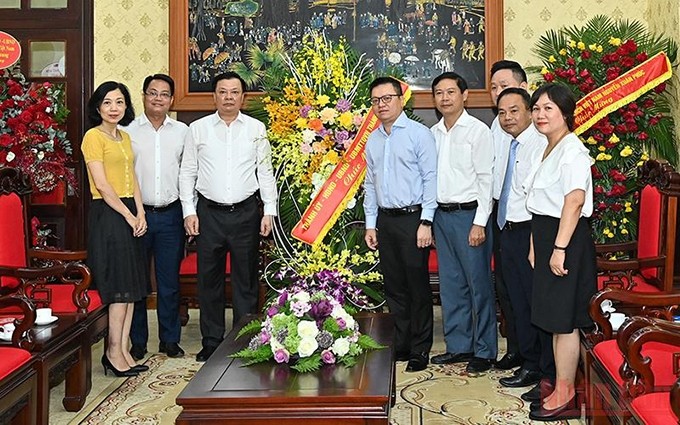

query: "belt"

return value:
[378, 204, 422, 216]
[200, 193, 257, 212]
[502, 220, 532, 231]
[143, 199, 180, 213]
[437, 200, 478, 212]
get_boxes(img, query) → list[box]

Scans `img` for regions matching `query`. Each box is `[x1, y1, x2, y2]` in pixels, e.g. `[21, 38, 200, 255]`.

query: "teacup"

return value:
[36, 307, 52, 322]
[0, 322, 15, 340]
[600, 299, 615, 313]
[609, 312, 626, 331]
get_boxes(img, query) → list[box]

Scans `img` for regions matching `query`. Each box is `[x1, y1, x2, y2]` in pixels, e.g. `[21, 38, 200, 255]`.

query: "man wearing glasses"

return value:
[363, 76, 437, 373]
[180, 72, 277, 362]
[126, 74, 188, 360]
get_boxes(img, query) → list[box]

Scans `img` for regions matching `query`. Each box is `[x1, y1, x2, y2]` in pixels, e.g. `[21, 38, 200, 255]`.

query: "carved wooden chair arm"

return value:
[27, 248, 87, 263]
[0, 293, 35, 350]
[626, 323, 680, 397]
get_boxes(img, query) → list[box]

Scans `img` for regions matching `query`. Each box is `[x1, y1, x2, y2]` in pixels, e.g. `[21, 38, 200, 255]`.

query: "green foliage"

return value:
[291, 354, 323, 372]
[235, 319, 263, 339]
[358, 334, 386, 350]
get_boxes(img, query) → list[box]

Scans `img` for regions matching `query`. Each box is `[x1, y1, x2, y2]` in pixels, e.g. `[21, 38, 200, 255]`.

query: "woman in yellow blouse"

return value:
[82, 82, 149, 377]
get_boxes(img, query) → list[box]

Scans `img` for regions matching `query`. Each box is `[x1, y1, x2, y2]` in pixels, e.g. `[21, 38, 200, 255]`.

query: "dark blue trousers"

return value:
[130, 202, 185, 346]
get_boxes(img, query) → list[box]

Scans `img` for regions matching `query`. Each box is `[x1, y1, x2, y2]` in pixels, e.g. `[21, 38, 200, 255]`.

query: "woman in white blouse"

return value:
[525, 83, 596, 422]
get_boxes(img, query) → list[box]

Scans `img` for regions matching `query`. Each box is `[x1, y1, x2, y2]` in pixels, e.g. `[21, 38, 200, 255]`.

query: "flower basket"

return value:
[529, 15, 678, 244]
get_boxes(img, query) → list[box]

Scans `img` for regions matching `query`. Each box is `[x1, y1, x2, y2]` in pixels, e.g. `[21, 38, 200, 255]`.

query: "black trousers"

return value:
[500, 224, 555, 378]
[492, 202, 519, 354]
[196, 194, 260, 348]
[376, 211, 433, 355]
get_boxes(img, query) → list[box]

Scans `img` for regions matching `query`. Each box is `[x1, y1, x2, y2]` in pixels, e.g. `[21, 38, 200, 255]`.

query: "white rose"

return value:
[332, 337, 350, 357]
[331, 305, 344, 319]
[297, 320, 319, 339]
[344, 315, 356, 330]
[297, 337, 319, 357]
[6, 152, 15, 162]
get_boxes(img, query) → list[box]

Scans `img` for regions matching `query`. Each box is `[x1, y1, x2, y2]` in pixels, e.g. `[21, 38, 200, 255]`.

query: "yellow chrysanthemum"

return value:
[609, 134, 620, 143]
[620, 146, 633, 157]
[625, 202, 633, 213]
[540, 66, 549, 75]
[598, 146, 606, 152]
[337, 111, 354, 129]
[316, 94, 330, 107]
[596, 152, 610, 161]
[559, 48, 568, 56]
[577, 41, 586, 50]
[586, 136, 597, 145]
[567, 39, 576, 48]
[548, 55, 556, 63]
[588, 43, 598, 51]
[295, 117, 308, 129]
[609, 37, 622, 46]
[621, 228, 629, 235]
[596, 45, 603, 53]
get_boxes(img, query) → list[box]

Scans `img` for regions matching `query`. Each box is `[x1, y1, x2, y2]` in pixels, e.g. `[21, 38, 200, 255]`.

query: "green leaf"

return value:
[235, 319, 263, 339]
[339, 356, 357, 368]
[291, 354, 322, 372]
[357, 334, 386, 350]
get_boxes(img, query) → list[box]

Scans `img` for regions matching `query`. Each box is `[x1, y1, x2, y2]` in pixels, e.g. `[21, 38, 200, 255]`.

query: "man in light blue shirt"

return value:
[364, 76, 437, 372]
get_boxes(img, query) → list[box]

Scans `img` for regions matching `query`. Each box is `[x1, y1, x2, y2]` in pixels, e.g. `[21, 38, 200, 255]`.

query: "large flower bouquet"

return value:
[231, 281, 384, 373]
[531, 16, 678, 244]
[243, 31, 384, 306]
[0, 65, 75, 193]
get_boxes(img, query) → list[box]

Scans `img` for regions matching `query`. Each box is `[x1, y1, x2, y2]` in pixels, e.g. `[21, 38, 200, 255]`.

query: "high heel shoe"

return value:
[528, 394, 581, 421]
[101, 355, 140, 377]
[130, 364, 149, 373]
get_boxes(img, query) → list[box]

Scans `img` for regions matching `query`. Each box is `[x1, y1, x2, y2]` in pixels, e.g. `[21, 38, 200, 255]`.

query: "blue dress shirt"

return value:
[363, 112, 438, 229]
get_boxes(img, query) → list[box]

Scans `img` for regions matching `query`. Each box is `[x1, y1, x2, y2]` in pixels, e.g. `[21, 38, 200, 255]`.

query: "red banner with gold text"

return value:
[574, 52, 672, 135]
[292, 82, 412, 246]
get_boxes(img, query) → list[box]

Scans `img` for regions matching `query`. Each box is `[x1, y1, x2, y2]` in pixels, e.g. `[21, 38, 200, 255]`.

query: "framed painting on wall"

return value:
[169, 0, 503, 110]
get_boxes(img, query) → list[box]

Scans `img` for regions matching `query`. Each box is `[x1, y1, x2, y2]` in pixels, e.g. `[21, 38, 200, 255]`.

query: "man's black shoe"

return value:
[395, 351, 410, 362]
[405, 352, 429, 372]
[130, 345, 147, 361]
[466, 357, 493, 373]
[499, 368, 541, 388]
[495, 352, 523, 370]
[196, 345, 217, 362]
[521, 379, 555, 402]
[159, 342, 185, 358]
[431, 352, 474, 365]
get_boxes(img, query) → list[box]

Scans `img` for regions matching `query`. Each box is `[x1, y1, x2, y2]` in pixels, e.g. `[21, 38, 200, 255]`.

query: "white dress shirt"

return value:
[431, 110, 494, 227]
[179, 111, 277, 217]
[126, 114, 187, 207]
[492, 124, 547, 223]
[491, 115, 511, 200]
[526, 133, 594, 219]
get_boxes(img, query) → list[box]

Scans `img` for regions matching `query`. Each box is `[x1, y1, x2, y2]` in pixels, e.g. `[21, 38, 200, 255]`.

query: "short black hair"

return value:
[530, 83, 576, 131]
[143, 74, 175, 95]
[211, 71, 247, 93]
[87, 81, 135, 128]
[431, 72, 468, 94]
[490, 60, 527, 84]
[497, 87, 531, 109]
[369, 76, 403, 96]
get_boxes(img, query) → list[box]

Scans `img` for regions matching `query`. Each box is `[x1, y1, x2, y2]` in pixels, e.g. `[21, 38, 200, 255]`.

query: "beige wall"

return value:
[93, 0, 660, 112]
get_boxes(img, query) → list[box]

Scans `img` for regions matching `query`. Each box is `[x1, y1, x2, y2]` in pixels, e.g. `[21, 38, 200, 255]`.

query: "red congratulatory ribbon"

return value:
[574, 51, 672, 135]
[292, 81, 412, 246]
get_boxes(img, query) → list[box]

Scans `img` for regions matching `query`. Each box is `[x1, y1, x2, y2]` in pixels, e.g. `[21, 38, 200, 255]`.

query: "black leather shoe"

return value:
[499, 368, 541, 388]
[494, 352, 523, 370]
[395, 351, 410, 362]
[431, 352, 473, 365]
[196, 345, 217, 362]
[466, 357, 493, 373]
[521, 379, 555, 402]
[405, 353, 429, 372]
[130, 364, 149, 373]
[528, 395, 581, 421]
[130, 345, 147, 361]
[160, 342, 185, 358]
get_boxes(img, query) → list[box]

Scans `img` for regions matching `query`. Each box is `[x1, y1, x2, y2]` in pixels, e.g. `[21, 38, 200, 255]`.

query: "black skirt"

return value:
[87, 198, 149, 304]
[531, 215, 597, 334]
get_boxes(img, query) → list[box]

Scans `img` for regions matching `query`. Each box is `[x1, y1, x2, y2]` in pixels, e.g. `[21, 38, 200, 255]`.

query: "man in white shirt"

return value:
[489, 60, 528, 371]
[429, 72, 496, 374]
[493, 88, 556, 395]
[126, 74, 188, 360]
[180, 72, 277, 362]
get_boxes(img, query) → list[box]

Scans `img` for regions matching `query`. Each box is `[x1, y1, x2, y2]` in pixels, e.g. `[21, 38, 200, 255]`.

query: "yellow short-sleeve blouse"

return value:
[81, 128, 135, 199]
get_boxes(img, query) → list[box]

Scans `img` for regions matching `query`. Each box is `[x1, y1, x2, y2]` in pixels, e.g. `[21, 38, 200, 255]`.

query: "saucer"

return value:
[35, 316, 58, 326]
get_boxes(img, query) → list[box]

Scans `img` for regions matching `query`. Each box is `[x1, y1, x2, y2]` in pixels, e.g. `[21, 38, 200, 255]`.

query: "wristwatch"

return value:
[420, 219, 433, 227]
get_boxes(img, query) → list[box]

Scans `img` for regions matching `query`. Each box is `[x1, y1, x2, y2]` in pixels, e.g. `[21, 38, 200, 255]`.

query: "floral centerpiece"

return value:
[0, 65, 75, 193]
[531, 16, 678, 244]
[231, 280, 384, 372]
[241, 31, 385, 306]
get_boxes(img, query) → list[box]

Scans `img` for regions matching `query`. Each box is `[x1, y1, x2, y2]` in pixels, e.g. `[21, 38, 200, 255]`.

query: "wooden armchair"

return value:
[596, 159, 679, 293]
[582, 288, 680, 424]
[0, 294, 37, 425]
[0, 167, 107, 423]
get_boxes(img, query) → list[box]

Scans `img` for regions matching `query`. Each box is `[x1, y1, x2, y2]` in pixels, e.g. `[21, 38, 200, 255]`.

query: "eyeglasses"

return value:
[370, 94, 400, 106]
[144, 91, 172, 100]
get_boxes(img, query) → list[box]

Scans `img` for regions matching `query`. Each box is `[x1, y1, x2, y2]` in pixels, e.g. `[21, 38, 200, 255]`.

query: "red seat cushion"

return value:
[0, 347, 31, 380]
[428, 249, 438, 273]
[630, 392, 678, 424]
[179, 252, 230, 275]
[593, 339, 680, 387]
[0, 193, 27, 289]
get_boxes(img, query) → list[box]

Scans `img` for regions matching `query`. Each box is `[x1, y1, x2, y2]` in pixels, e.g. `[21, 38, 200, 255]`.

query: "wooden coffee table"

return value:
[176, 312, 395, 424]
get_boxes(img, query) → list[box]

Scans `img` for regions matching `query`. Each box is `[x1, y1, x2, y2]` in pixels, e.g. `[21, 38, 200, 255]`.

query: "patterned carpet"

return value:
[48, 309, 584, 424]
